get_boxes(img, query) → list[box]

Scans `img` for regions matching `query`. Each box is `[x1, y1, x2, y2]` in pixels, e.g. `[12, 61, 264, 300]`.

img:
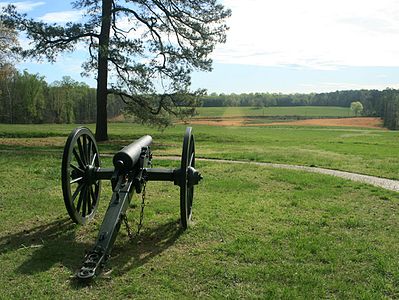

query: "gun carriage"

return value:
[61, 127, 202, 280]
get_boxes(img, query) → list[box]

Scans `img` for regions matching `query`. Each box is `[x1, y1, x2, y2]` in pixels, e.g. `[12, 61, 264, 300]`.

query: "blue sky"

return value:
[2, 0, 399, 93]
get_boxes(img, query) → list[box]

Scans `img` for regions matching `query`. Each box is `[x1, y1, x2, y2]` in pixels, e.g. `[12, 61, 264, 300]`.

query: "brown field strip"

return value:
[186, 117, 384, 129]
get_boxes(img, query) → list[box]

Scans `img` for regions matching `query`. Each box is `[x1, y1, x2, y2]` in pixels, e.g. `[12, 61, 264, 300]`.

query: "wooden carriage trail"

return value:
[158, 156, 399, 192]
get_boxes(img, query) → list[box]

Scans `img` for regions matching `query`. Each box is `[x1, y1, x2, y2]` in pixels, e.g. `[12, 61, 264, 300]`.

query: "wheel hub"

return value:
[187, 166, 203, 187]
[84, 164, 96, 185]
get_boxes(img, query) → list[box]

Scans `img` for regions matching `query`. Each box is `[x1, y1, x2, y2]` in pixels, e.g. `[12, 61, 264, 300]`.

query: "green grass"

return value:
[0, 123, 398, 180]
[0, 122, 398, 298]
[0, 150, 398, 298]
[196, 106, 354, 118]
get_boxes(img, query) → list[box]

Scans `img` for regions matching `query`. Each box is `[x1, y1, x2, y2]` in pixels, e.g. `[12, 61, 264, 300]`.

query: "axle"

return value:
[93, 167, 202, 186]
[94, 167, 176, 181]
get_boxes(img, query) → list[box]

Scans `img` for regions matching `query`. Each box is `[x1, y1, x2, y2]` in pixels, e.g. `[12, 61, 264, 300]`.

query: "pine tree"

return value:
[2, 0, 230, 140]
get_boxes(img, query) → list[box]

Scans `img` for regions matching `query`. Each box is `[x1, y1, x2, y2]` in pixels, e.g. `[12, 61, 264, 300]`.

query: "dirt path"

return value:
[157, 156, 399, 192]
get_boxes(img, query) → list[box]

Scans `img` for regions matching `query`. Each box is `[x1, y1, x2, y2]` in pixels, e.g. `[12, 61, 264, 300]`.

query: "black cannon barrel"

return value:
[113, 135, 152, 171]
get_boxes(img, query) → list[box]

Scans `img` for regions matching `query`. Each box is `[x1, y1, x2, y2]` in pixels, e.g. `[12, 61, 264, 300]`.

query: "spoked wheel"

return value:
[61, 127, 101, 225]
[180, 127, 196, 229]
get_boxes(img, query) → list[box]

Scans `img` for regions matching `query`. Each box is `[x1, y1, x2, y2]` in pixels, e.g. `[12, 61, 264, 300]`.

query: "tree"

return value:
[12, 70, 46, 123]
[0, 21, 19, 122]
[350, 101, 364, 116]
[382, 89, 399, 130]
[47, 76, 80, 123]
[2, 0, 231, 140]
[0, 65, 17, 122]
[0, 21, 18, 69]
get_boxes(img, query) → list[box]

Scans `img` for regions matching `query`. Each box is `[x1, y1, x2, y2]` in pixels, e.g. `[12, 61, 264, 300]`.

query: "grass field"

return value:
[195, 106, 354, 118]
[0, 123, 398, 179]
[0, 122, 398, 298]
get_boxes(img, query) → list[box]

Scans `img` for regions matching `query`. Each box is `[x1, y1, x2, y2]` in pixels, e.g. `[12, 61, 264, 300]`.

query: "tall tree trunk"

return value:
[95, 0, 112, 141]
[5, 80, 12, 123]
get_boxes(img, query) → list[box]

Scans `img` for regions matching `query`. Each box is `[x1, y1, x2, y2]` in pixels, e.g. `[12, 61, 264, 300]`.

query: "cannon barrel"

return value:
[113, 135, 152, 171]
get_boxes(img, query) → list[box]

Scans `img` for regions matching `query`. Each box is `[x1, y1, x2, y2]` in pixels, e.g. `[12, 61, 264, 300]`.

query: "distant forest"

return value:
[202, 90, 399, 129]
[0, 70, 124, 124]
[0, 69, 398, 129]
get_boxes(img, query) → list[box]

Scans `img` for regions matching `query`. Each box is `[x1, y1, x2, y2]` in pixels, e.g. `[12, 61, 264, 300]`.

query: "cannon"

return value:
[61, 127, 202, 280]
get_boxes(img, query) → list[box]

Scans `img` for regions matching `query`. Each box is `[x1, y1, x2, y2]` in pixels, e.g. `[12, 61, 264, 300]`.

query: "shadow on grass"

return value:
[0, 217, 183, 286]
[111, 219, 183, 274]
[0, 218, 90, 275]
[70, 219, 183, 288]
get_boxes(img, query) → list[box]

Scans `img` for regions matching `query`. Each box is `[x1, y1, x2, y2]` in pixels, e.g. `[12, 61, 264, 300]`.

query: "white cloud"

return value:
[0, 1, 45, 13]
[38, 10, 84, 23]
[214, 0, 399, 69]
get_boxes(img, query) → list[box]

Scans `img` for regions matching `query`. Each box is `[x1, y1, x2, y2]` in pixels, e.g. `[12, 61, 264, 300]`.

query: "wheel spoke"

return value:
[71, 183, 84, 203]
[189, 152, 194, 166]
[86, 186, 92, 214]
[70, 176, 83, 184]
[90, 185, 96, 207]
[82, 135, 89, 165]
[82, 186, 87, 217]
[94, 181, 100, 201]
[73, 148, 85, 169]
[87, 137, 92, 166]
[91, 153, 97, 166]
[77, 137, 87, 165]
[76, 185, 86, 213]
[189, 188, 194, 206]
[70, 163, 84, 174]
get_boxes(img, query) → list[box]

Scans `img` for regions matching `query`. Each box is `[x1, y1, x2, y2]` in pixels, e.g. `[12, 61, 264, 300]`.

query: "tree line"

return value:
[1, 68, 398, 130]
[2, 3, 398, 132]
[202, 90, 399, 129]
[0, 68, 124, 124]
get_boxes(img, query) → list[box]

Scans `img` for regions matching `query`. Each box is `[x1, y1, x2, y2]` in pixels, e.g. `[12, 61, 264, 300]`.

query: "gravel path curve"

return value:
[157, 156, 399, 192]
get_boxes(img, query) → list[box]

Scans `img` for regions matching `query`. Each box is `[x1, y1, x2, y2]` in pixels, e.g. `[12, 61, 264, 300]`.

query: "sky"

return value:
[2, 0, 399, 94]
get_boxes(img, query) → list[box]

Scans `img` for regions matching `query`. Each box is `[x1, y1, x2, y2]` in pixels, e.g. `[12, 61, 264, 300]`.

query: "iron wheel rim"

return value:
[180, 127, 195, 229]
[61, 127, 101, 225]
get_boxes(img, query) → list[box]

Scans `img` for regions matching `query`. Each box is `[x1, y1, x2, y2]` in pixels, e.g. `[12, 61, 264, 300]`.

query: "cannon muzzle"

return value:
[113, 135, 153, 171]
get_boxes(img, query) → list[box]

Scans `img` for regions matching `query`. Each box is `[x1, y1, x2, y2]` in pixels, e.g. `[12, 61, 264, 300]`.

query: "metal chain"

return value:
[122, 213, 134, 240]
[122, 181, 147, 241]
[137, 181, 146, 235]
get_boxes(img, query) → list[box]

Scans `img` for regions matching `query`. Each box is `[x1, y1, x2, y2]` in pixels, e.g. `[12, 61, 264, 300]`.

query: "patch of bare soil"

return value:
[186, 117, 384, 129]
[188, 118, 245, 126]
[263, 117, 384, 129]
[0, 137, 66, 147]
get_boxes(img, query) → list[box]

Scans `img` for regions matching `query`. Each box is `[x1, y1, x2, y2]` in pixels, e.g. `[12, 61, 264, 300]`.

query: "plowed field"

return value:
[187, 117, 384, 129]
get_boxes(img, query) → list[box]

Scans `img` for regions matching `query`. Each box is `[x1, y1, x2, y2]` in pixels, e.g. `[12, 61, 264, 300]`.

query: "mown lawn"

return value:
[0, 149, 398, 298]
